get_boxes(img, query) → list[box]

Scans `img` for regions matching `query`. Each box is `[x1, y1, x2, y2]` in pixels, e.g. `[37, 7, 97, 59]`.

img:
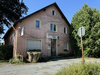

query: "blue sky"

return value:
[0, 0, 100, 42]
[23, 0, 100, 23]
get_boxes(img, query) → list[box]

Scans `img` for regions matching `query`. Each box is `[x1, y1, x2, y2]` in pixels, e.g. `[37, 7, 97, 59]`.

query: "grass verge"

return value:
[56, 63, 100, 75]
[0, 60, 8, 65]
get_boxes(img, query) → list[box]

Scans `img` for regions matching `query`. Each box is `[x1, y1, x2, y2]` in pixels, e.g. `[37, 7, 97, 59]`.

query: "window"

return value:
[12, 32, 15, 37]
[36, 20, 40, 28]
[63, 43, 69, 51]
[10, 32, 15, 45]
[64, 27, 67, 34]
[52, 10, 55, 16]
[50, 24, 57, 32]
[21, 27, 24, 36]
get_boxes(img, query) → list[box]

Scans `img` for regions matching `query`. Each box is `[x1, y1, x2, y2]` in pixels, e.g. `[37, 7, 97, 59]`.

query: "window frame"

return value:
[64, 27, 67, 34]
[63, 43, 69, 51]
[50, 24, 57, 32]
[35, 20, 41, 29]
[21, 27, 24, 36]
[52, 10, 56, 16]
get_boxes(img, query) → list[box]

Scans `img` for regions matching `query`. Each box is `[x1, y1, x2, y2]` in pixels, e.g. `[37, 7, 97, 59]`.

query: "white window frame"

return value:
[63, 43, 69, 51]
[21, 27, 24, 36]
[35, 20, 41, 29]
[50, 24, 57, 32]
[64, 27, 67, 34]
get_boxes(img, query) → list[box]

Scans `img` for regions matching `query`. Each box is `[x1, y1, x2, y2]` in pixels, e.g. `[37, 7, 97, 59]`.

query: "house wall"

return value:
[4, 5, 73, 57]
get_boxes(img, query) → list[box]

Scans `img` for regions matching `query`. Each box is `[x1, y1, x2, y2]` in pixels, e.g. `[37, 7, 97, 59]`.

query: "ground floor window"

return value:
[26, 39, 41, 51]
[63, 43, 69, 51]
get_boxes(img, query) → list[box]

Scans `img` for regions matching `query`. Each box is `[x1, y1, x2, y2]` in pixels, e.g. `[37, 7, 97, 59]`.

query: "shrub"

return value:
[9, 54, 25, 64]
[58, 53, 74, 57]
[56, 63, 100, 75]
[9, 58, 25, 64]
[0, 45, 13, 60]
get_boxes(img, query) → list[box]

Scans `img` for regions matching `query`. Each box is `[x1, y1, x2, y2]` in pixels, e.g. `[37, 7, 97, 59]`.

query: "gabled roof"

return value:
[3, 2, 70, 38]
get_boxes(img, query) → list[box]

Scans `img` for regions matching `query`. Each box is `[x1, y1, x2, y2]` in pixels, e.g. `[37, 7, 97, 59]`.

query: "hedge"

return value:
[0, 45, 13, 60]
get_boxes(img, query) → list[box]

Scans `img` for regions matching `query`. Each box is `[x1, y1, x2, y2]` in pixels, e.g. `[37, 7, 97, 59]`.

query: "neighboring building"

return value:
[3, 3, 73, 57]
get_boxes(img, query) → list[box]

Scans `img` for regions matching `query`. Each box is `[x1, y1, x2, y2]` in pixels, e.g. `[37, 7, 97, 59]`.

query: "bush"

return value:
[9, 58, 25, 64]
[58, 53, 74, 57]
[0, 45, 13, 60]
[9, 54, 25, 64]
[56, 63, 100, 75]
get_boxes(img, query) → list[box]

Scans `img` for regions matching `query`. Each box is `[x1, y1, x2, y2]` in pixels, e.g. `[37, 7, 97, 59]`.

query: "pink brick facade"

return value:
[4, 3, 73, 57]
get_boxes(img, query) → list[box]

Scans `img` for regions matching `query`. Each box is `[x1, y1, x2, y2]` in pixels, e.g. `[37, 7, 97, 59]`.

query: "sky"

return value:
[0, 0, 100, 43]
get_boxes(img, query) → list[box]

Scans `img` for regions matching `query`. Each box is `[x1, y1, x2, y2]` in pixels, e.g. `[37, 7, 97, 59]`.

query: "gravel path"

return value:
[0, 58, 100, 75]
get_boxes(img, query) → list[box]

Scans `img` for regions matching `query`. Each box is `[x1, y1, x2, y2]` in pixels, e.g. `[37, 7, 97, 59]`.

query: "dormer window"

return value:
[52, 10, 55, 16]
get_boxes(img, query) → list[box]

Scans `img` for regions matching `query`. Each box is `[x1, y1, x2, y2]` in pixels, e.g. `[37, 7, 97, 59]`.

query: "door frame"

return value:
[51, 39, 57, 56]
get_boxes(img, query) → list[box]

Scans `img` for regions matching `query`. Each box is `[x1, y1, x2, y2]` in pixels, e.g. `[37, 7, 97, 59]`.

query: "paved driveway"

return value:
[0, 58, 100, 75]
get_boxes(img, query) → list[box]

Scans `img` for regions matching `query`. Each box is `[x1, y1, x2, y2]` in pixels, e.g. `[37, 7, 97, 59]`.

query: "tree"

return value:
[70, 4, 100, 57]
[0, 0, 28, 34]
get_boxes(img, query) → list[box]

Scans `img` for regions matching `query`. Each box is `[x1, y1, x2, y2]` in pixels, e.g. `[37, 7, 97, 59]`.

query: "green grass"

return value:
[56, 63, 100, 75]
[0, 60, 8, 65]
[9, 58, 25, 65]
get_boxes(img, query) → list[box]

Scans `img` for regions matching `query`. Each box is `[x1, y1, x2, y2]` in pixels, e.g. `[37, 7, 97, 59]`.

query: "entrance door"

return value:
[51, 39, 56, 56]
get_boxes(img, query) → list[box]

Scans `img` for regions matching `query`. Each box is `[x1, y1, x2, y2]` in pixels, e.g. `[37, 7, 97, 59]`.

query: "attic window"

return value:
[52, 10, 55, 16]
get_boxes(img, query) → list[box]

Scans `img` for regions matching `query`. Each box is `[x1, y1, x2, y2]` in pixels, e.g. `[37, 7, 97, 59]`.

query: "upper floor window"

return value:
[21, 27, 24, 36]
[52, 10, 55, 16]
[36, 20, 40, 29]
[64, 27, 67, 34]
[12, 32, 15, 37]
[50, 24, 57, 32]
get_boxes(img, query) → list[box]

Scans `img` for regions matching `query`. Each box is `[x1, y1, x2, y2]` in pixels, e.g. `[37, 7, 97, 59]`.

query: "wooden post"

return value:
[81, 36, 85, 64]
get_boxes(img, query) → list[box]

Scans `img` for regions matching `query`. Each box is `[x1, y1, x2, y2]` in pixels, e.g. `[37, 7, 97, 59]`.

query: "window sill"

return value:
[64, 33, 67, 34]
[36, 28, 41, 29]
[63, 49, 68, 52]
[50, 30, 57, 32]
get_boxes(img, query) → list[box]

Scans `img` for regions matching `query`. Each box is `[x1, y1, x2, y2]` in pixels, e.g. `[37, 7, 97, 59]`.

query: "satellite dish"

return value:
[78, 26, 85, 37]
